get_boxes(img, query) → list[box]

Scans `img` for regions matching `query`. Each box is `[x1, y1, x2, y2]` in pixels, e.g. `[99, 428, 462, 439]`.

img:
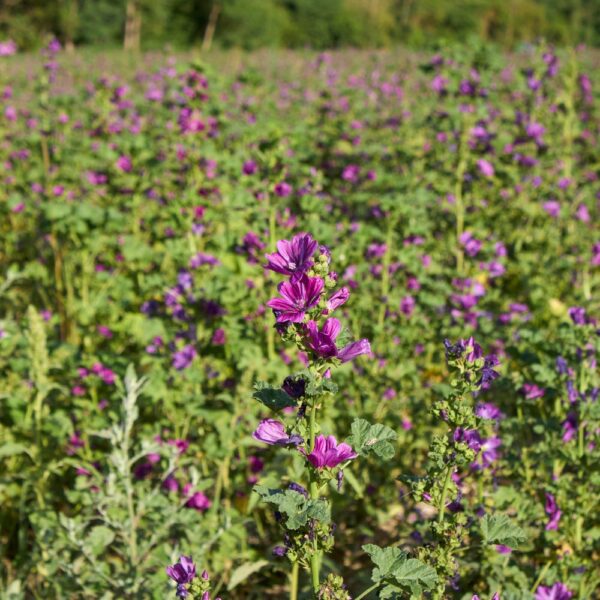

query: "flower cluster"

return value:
[166, 556, 220, 600]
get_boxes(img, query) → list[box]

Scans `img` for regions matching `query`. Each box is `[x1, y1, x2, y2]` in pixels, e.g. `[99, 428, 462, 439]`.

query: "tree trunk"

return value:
[124, 0, 142, 51]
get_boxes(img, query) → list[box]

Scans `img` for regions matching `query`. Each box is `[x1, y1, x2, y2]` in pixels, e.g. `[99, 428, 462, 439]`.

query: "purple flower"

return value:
[306, 319, 340, 358]
[561, 413, 577, 442]
[305, 319, 371, 363]
[266, 275, 324, 323]
[544, 493, 561, 531]
[265, 234, 318, 282]
[274, 181, 292, 197]
[477, 159, 494, 178]
[242, 160, 257, 175]
[568, 306, 587, 325]
[166, 555, 196, 585]
[453, 428, 481, 452]
[172, 345, 196, 370]
[400, 295, 415, 316]
[327, 287, 350, 312]
[342, 164, 360, 183]
[535, 583, 572, 600]
[116, 155, 132, 173]
[0, 40, 17, 57]
[460, 231, 483, 257]
[338, 339, 372, 363]
[253, 419, 302, 446]
[183, 485, 212, 511]
[306, 435, 357, 469]
[475, 402, 502, 420]
[542, 200, 561, 217]
[522, 383, 545, 399]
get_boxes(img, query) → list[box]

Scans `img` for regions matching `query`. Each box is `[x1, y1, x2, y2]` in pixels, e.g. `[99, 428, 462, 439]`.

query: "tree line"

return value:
[1, 0, 598, 51]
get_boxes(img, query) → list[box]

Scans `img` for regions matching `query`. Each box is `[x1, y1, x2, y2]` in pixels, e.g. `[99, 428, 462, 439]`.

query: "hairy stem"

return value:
[437, 466, 452, 526]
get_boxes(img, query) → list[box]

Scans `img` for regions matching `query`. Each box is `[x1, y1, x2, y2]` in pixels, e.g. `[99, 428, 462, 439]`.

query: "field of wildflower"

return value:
[0, 40, 599, 600]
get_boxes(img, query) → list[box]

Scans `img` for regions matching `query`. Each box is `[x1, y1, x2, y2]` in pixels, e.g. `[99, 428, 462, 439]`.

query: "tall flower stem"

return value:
[289, 561, 299, 600]
[308, 397, 321, 595]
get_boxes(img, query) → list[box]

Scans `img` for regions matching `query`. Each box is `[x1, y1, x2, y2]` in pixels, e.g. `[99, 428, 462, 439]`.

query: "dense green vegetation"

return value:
[2, 0, 600, 51]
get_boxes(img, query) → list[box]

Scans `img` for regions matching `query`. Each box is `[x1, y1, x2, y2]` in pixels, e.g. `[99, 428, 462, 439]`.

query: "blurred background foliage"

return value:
[0, 0, 598, 53]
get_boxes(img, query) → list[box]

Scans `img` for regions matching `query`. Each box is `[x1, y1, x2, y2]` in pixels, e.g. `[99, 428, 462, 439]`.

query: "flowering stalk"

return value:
[405, 337, 505, 597]
[252, 233, 370, 598]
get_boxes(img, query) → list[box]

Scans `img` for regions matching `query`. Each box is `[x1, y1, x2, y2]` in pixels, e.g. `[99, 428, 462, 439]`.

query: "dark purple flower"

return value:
[266, 275, 324, 323]
[253, 419, 302, 446]
[306, 435, 357, 469]
[265, 234, 318, 282]
[544, 493, 561, 531]
[282, 376, 306, 399]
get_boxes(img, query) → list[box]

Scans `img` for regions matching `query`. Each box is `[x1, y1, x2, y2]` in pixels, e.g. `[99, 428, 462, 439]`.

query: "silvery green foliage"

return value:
[27, 367, 204, 598]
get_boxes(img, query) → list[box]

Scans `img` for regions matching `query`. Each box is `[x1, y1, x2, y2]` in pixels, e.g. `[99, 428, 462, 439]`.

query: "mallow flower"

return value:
[265, 233, 318, 281]
[534, 583, 572, 600]
[267, 275, 324, 323]
[253, 419, 302, 446]
[306, 318, 371, 363]
[306, 435, 357, 469]
[166, 555, 196, 598]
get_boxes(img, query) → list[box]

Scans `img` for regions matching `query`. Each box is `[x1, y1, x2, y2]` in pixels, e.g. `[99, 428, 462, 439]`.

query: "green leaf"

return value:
[481, 514, 526, 548]
[391, 559, 437, 592]
[227, 560, 269, 590]
[347, 419, 397, 460]
[252, 382, 297, 411]
[363, 545, 437, 593]
[254, 485, 330, 529]
[362, 544, 407, 582]
[0, 442, 32, 460]
[87, 526, 115, 556]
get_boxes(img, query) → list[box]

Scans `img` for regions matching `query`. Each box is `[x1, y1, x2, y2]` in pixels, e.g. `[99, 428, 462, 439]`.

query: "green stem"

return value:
[355, 582, 381, 600]
[437, 466, 452, 525]
[308, 398, 320, 595]
[530, 561, 551, 593]
[289, 561, 299, 600]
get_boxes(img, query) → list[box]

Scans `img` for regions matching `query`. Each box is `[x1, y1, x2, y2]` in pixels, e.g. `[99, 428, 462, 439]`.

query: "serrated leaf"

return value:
[481, 514, 526, 548]
[347, 419, 397, 460]
[391, 559, 437, 592]
[363, 545, 437, 593]
[254, 486, 330, 529]
[362, 544, 407, 581]
[252, 382, 297, 411]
